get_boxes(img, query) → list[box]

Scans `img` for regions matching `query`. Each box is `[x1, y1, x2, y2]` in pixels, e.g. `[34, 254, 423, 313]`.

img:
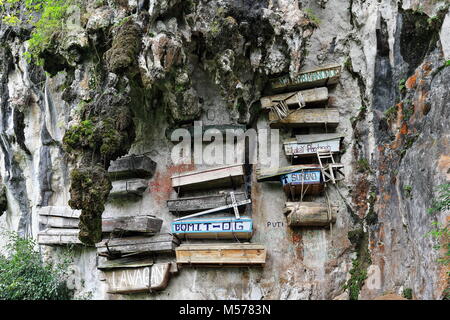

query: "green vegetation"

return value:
[402, 288, 413, 300]
[428, 184, 450, 215]
[0, 231, 72, 300]
[403, 185, 413, 198]
[384, 105, 397, 122]
[304, 8, 321, 26]
[357, 158, 371, 173]
[0, 0, 73, 65]
[398, 78, 406, 92]
[344, 259, 368, 300]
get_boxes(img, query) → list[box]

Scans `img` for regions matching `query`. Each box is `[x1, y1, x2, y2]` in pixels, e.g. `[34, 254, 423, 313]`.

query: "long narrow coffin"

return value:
[171, 164, 245, 192]
[104, 264, 171, 293]
[96, 234, 179, 257]
[109, 179, 148, 198]
[108, 155, 157, 181]
[167, 192, 248, 214]
[38, 228, 83, 245]
[284, 202, 338, 227]
[171, 217, 253, 240]
[281, 170, 324, 196]
[102, 216, 163, 235]
[270, 65, 341, 93]
[39, 216, 79, 229]
[256, 164, 322, 182]
[284, 133, 344, 158]
[176, 243, 266, 266]
[38, 206, 81, 219]
[97, 255, 154, 270]
[269, 108, 340, 128]
[261, 87, 329, 109]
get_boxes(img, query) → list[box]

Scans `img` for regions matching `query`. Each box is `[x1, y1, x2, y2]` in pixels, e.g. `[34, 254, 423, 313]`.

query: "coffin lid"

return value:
[283, 133, 345, 144]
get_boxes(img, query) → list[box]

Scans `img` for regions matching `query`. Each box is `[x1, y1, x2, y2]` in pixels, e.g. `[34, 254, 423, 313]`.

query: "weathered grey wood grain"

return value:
[167, 192, 247, 214]
[102, 216, 163, 235]
[37, 228, 83, 245]
[269, 108, 340, 128]
[261, 87, 329, 109]
[108, 155, 156, 181]
[39, 215, 79, 229]
[109, 179, 148, 198]
[284, 202, 338, 227]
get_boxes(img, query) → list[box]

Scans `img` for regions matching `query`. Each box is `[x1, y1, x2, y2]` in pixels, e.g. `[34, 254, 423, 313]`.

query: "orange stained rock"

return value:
[437, 155, 450, 180]
[405, 74, 417, 89]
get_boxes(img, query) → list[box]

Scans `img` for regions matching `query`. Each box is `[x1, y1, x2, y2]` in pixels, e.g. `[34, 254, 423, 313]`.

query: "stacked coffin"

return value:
[258, 64, 345, 228]
[96, 155, 179, 294]
[38, 206, 83, 245]
[169, 164, 266, 266]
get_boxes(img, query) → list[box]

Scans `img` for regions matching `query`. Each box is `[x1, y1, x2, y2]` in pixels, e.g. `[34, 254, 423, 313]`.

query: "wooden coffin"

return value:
[176, 243, 266, 266]
[102, 216, 163, 235]
[167, 124, 247, 140]
[270, 65, 341, 93]
[281, 171, 324, 196]
[284, 202, 338, 227]
[39, 215, 79, 229]
[38, 206, 81, 219]
[284, 133, 344, 158]
[171, 217, 253, 240]
[38, 228, 83, 245]
[104, 264, 171, 293]
[171, 164, 245, 192]
[96, 234, 179, 257]
[269, 108, 340, 128]
[261, 87, 329, 109]
[108, 155, 157, 181]
[256, 164, 322, 182]
[97, 255, 154, 270]
[109, 179, 148, 198]
[167, 192, 247, 214]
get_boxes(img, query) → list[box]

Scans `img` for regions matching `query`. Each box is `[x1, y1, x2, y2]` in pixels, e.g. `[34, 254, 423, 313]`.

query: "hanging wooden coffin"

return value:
[284, 133, 344, 158]
[269, 108, 340, 128]
[108, 155, 157, 181]
[167, 192, 248, 215]
[104, 264, 171, 293]
[97, 255, 154, 270]
[270, 65, 341, 93]
[283, 202, 338, 227]
[109, 179, 148, 198]
[171, 217, 253, 240]
[281, 171, 324, 196]
[39, 216, 79, 229]
[261, 87, 329, 109]
[38, 228, 83, 245]
[96, 234, 180, 258]
[102, 216, 163, 235]
[171, 164, 245, 192]
[38, 206, 81, 219]
[176, 243, 266, 266]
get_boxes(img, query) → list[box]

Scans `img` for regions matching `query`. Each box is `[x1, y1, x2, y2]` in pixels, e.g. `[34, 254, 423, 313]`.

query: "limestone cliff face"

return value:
[0, 0, 448, 300]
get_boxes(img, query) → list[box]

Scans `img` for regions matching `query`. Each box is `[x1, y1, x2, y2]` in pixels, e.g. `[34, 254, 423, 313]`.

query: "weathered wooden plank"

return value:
[281, 171, 324, 197]
[270, 65, 341, 92]
[284, 202, 338, 227]
[109, 179, 148, 198]
[38, 206, 81, 219]
[39, 215, 79, 229]
[96, 234, 179, 257]
[261, 87, 329, 109]
[269, 108, 340, 128]
[167, 192, 248, 214]
[97, 255, 154, 270]
[284, 133, 344, 157]
[102, 216, 163, 235]
[256, 164, 322, 182]
[171, 164, 245, 192]
[104, 264, 171, 293]
[171, 217, 253, 240]
[108, 155, 157, 181]
[37, 228, 83, 245]
[176, 243, 266, 266]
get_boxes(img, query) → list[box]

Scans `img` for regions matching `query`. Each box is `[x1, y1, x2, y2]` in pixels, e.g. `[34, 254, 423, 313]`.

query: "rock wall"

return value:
[0, 0, 448, 300]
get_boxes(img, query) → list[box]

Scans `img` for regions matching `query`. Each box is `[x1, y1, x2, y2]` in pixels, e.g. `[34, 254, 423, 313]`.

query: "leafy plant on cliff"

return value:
[428, 183, 450, 215]
[304, 8, 321, 27]
[0, 231, 72, 300]
[0, 0, 73, 65]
